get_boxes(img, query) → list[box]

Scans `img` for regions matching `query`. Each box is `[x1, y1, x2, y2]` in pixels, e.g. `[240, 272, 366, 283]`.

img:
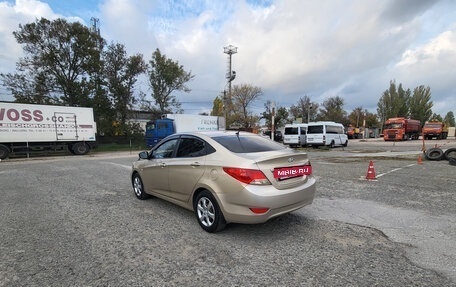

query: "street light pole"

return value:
[223, 45, 238, 118]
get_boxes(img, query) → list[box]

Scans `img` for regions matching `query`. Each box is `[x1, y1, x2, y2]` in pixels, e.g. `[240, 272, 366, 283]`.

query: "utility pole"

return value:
[271, 101, 275, 141]
[223, 45, 237, 120]
[307, 104, 312, 123]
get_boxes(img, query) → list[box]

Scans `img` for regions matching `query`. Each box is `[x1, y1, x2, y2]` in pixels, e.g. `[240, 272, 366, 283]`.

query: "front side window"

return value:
[153, 139, 178, 159]
[146, 123, 155, 131]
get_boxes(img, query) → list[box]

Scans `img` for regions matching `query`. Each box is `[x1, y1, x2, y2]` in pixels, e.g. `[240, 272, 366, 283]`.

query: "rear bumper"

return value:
[216, 177, 316, 224]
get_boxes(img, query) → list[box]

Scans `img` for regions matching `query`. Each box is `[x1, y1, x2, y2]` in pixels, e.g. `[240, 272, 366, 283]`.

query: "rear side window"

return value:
[307, 125, 323, 134]
[212, 135, 285, 153]
[326, 125, 344, 134]
[176, 137, 214, 157]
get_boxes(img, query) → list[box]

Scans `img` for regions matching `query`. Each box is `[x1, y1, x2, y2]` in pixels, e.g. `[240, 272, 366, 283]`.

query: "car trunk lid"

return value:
[253, 152, 312, 189]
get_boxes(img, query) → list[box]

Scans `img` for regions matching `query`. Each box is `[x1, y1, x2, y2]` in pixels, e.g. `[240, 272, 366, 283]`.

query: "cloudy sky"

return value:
[0, 0, 455, 117]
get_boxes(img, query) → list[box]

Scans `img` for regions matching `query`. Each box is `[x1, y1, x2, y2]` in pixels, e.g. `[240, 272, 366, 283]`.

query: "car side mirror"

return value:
[138, 151, 149, 160]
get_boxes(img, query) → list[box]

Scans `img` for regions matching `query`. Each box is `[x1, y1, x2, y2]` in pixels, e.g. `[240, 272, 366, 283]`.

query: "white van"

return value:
[306, 121, 348, 148]
[283, 123, 307, 147]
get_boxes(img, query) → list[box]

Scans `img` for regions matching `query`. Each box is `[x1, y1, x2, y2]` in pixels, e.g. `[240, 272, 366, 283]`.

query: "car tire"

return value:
[194, 190, 226, 233]
[425, 147, 443, 161]
[444, 148, 456, 161]
[132, 173, 149, 200]
[343, 140, 348, 147]
[329, 141, 335, 148]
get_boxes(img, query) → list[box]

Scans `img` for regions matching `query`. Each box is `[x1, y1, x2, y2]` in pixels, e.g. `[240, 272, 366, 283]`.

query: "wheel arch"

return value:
[192, 187, 215, 209]
[131, 170, 140, 183]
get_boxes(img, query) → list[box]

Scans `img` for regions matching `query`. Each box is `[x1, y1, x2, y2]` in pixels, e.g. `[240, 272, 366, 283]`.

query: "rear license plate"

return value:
[273, 165, 312, 179]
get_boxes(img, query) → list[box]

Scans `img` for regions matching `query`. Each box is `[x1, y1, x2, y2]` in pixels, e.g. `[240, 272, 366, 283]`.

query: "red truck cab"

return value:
[383, 117, 421, 141]
[422, 121, 448, 140]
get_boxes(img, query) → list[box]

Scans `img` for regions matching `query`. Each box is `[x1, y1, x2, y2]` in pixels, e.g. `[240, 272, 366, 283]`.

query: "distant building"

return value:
[127, 110, 154, 132]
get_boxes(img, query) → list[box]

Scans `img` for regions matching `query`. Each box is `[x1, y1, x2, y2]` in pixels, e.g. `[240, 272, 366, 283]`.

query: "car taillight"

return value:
[223, 167, 271, 185]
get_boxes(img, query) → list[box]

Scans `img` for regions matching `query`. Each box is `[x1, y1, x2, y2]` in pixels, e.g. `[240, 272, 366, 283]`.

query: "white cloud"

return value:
[100, 0, 159, 55]
[1, 0, 456, 116]
[395, 29, 456, 111]
[0, 0, 81, 74]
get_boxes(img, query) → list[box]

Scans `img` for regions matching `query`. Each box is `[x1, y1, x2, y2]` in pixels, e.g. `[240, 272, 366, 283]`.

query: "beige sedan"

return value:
[131, 131, 316, 232]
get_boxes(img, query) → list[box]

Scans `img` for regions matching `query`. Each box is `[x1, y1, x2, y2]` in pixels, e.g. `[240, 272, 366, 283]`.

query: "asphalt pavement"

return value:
[0, 139, 455, 286]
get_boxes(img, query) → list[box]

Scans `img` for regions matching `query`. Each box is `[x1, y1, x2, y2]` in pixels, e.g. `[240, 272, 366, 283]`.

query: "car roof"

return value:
[174, 130, 258, 138]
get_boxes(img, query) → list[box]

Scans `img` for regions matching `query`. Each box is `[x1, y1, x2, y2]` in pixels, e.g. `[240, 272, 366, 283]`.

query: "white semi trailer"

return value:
[0, 102, 97, 159]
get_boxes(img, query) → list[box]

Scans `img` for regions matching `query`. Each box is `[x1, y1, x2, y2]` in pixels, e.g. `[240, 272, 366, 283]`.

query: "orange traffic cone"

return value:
[366, 161, 376, 180]
[417, 154, 423, 165]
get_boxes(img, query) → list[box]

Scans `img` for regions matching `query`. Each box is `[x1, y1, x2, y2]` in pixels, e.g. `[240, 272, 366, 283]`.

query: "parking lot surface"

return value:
[1, 139, 455, 286]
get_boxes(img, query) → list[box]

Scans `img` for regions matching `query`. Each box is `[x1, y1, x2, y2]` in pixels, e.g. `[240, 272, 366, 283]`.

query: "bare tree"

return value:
[230, 84, 262, 128]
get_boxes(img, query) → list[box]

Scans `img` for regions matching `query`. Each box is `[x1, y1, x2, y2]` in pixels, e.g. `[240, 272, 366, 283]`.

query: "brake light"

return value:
[223, 167, 271, 185]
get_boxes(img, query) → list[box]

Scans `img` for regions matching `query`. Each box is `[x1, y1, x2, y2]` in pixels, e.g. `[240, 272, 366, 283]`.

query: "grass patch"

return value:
[95, 143, 146, 153]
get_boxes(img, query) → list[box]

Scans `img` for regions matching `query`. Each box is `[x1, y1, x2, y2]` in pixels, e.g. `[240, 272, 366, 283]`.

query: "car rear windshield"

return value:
[212, 135, 286, 153]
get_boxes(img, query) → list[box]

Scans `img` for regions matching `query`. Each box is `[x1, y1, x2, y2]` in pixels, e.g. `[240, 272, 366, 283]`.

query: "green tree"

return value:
[347, 107, 378, 128]
[261, 101, 289, 130]
[377, 80, 411, 124]
[364, 111, 379, 128]
[148, 49, 193, 113]
[1, 73, 55, 104]
[444, 111, 455, 126]
[211, 96, 224, 116]
[317, 96, 347, 124]
[289, 95, 319, 123]
[348, 106, 364, 127]
[409, 85, 433, 126]
[1, 17, 103, 106]
[430, 113, 443, 122]
[92, 86, 115, 136]
[103, 43, 147, 135]
[230, 84, 263, 128]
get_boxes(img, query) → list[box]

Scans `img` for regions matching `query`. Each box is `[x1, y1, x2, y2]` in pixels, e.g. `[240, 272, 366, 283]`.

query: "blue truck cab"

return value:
[145, 118, 175, 147]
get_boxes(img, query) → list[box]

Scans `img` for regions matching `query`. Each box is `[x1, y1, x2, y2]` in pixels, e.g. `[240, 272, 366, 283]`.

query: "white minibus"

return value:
[283, 123, 307, 147]
[306, 121, 348, 148]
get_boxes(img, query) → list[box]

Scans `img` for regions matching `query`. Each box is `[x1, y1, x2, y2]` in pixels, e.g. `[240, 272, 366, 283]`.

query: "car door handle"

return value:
[191, 162, 201, 167]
